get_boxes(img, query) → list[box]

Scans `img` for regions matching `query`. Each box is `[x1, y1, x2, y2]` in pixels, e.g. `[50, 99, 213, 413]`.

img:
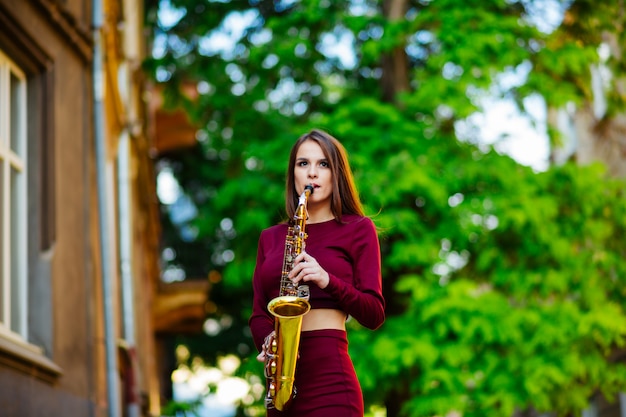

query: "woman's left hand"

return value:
[289, 251, 329, 289]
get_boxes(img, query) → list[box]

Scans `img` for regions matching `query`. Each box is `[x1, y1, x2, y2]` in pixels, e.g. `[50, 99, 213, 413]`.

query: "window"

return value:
[0, 50, 28, 340]
[0, 8, 60, 382]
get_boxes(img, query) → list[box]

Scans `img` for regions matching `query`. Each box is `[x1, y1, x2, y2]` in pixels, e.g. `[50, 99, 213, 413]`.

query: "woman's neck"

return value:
[306, 204, 334, 224]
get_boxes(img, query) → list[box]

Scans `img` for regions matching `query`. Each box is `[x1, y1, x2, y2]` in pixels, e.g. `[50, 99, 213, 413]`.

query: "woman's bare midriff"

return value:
[301, 308, 347, 331]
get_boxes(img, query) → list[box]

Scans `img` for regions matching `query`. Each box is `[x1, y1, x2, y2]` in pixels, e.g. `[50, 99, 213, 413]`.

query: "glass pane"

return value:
[10, 164, 25, 335]
[0, 66, 5, 147]
[0, 160, 4, 325]
[10, 71, 23, 156]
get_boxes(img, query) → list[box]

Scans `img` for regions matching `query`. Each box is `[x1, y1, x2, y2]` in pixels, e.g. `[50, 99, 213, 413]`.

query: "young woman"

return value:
[249, 129, 385, 417]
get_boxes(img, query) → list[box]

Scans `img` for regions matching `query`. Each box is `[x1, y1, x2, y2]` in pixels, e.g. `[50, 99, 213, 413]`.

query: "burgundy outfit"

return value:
[249, 214, 385, 417]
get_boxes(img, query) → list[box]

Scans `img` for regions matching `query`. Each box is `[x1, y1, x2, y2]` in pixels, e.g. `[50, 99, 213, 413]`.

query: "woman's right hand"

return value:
[257, 331, 275, 362]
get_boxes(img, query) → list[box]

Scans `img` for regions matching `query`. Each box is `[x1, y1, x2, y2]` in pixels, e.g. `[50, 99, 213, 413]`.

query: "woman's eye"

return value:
[297, 161, 308, 167]
[320, 161, 329, 168]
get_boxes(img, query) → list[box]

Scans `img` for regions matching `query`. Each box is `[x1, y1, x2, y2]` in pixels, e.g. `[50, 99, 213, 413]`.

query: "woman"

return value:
[249, 129, 385, 416]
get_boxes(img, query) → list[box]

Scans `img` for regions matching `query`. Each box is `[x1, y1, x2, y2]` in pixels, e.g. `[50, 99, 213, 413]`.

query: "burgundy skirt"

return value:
[267, 329, 364, 417]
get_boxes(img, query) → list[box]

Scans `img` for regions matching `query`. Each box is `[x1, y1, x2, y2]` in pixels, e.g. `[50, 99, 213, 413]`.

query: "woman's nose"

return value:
[307, 166, 318, 177]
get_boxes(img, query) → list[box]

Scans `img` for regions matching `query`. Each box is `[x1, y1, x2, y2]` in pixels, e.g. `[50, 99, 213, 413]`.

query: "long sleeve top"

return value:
[249, 214, 385, 352]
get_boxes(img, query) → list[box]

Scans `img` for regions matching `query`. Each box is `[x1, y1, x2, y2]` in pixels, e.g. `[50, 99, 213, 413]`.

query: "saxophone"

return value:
[264, 184, 314, 411]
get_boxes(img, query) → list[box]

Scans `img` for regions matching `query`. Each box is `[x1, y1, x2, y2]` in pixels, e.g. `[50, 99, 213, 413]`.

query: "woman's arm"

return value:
[248, 232, 275, 352]
[323, 218, 385, 329]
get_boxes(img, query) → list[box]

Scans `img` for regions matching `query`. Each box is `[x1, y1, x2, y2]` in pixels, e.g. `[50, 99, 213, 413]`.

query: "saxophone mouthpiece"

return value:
[304, 184, 314, 195]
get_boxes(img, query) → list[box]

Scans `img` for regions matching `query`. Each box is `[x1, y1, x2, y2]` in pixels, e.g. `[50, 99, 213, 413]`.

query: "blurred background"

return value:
[0, 0, 625, 416]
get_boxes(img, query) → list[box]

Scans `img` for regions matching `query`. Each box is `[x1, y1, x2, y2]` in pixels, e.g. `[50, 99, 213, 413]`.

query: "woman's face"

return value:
[294, 139, 332, 207]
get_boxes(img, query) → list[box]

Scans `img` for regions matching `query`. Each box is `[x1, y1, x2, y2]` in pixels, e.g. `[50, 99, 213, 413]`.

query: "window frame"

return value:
[0, 50, 28, 341]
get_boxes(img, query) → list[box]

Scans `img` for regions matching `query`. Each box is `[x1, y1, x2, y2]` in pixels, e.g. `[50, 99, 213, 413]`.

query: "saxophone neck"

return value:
[301, 184, 314, 202]
[295, 184, 314, 221]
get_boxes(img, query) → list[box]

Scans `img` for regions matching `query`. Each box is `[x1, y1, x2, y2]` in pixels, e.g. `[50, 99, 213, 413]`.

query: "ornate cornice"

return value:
[31, 0, 93, 64]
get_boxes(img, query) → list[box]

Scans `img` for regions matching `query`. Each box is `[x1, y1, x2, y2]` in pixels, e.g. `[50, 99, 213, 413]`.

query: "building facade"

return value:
[0, 0, 209, 416]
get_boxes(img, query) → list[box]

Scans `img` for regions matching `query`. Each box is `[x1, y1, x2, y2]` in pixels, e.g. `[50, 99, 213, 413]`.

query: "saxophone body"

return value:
[264, 185, 313, 411]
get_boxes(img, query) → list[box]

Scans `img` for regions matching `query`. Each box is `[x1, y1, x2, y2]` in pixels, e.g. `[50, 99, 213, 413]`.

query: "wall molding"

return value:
[30, 0, 93, 64]
[0, 332, 63, 385]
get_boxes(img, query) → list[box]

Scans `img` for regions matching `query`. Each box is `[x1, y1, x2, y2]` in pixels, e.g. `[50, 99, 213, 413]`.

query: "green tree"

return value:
[143, 0, 626, 415]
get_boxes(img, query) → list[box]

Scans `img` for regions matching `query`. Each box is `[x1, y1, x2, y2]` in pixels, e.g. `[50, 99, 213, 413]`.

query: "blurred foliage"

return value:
[143, 0, 626, 416]
[161, 398, 203, 417]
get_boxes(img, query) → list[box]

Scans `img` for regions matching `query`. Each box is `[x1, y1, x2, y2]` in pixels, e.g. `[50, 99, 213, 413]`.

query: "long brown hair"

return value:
[285, 129, 364, 221]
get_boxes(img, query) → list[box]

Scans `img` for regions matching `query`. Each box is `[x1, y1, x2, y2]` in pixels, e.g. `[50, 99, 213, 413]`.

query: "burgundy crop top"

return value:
[248, 214, 385, 352]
